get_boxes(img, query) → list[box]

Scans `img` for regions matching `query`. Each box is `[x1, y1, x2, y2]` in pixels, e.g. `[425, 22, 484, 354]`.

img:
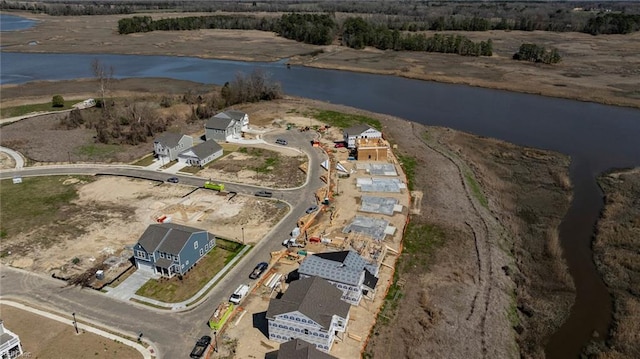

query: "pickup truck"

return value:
[189, 335, 211, 359]
[229, 284, 250, 305]
[254, 190, 273, 198]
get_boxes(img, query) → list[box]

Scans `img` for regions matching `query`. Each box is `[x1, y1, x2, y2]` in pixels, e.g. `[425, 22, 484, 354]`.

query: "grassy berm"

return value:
[586, 169, 640, 358]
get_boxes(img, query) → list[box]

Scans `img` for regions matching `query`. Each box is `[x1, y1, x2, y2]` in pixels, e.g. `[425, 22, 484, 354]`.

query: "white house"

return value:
[266, 276, 350, 353]
[205, 110, 249, 142]
[177, 140, 223, 167]
[297, 250, 379, 305]
[343, 124, 382, 149]
[153, 133, 194, 162]
[0, 320, 24, 359]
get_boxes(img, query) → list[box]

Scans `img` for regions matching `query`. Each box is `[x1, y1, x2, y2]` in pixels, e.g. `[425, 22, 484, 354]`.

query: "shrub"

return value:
[52, 95, 65, 107]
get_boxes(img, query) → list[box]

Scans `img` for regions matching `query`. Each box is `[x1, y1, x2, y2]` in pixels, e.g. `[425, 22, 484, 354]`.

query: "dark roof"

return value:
[137, 223, 211, 256]
[314, 251, 350, 263]
[0, 333, 15, 347]
[188, 140, 223, 160]
[343, 124, 373, 137]
[155, 257, 173, 269]
[154, 132, 185, 147]
[266, 277, 350, 330]
[363, 269, 378, 290]
[277, 339, 338, 359]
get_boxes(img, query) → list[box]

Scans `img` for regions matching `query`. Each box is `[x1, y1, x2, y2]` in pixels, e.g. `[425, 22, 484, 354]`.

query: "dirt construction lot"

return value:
[1, 176, 284, 278]
[0, 303, 142, 359]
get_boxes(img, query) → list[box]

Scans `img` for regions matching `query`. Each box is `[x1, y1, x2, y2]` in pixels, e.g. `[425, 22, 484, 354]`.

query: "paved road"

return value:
[0, 130, 327, 358]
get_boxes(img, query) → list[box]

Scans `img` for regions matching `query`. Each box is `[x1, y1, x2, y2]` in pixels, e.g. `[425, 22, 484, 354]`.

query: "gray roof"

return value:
[266, 277, 350, 330]
[137, 223, 211, 256]
[205, 113, 234, 130]
[344, 124, 373, 137]
[155, 257, 173, 269]
[188, 140, 223, 160]
[224, 110, 247, 121]
[154, 132, 186, 148]
[298, 250, 378, 286]
[0, 333, 15, 347]
[277, 339, 338, 359]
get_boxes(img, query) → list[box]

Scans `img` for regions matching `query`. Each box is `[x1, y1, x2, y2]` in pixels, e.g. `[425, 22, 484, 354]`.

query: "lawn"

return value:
[0, 99, 77, 118]
[131, 154, 156, 166]
[135, 239, 245, 303]
[306, 109, 382, 130]
[0, 176, 92, 241]
[74, 144, 122, 161]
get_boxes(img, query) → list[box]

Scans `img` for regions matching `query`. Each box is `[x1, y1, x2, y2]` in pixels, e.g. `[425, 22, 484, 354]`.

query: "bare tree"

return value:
[91, 58, 114, 109]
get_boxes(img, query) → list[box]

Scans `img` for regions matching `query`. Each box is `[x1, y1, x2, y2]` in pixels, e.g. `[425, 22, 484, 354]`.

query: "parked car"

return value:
[275, 138, 288, 145]
[305, 205, 319, 214]
[249, 262, 269, 279]
[189, 335, 212, 359]
[334, 142, 347, 148]
[167, 177, 179, 183]
[282, 238, 304, 248]
[255, 190, 273, 198]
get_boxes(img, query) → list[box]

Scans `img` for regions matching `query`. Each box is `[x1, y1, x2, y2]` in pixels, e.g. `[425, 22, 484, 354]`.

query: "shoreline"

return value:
[1, 11, 639, 110]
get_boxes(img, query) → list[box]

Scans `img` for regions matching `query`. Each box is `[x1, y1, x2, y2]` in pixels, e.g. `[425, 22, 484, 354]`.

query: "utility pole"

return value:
[241, 227, 245, 244]
[72, 312, 79, 334]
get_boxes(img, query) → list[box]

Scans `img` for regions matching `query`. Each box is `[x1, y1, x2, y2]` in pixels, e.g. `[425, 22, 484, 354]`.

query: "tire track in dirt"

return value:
[412, 123, 498, 359]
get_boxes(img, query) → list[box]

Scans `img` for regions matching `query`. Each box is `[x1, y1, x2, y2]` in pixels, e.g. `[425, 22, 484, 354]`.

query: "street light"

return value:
[72, 312, 79, 334]
[213, 331, 219, 353]
[241, 227, 245, 244]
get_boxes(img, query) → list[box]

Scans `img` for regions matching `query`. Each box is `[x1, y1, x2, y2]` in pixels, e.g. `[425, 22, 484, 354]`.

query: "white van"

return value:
[229, 284, 250, 305]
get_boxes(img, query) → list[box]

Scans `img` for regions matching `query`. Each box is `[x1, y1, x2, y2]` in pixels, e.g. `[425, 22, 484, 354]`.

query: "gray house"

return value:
[276, 339, 338, 359]
[177, 140, 223, 167]
[205, 110, 249, 142]
[0, 320, 23, 359]
[132, 223, 216, 278]
[154, 133, 194, 162]
[266, 276, 350, 353]
[297, 250, 379, 305]
[343, 124, 382, 149]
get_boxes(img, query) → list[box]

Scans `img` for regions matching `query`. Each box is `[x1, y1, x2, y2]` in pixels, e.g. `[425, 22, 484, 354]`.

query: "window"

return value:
[160, 253, 165, 258]
[200, 248, 204, 256]
[205, 244, 208, 251]
[304, 329, 309, 335]
[194, 242, 198, 250]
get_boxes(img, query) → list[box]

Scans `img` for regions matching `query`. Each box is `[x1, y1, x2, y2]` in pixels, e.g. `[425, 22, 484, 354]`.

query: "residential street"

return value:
[0, 131, 327, 358]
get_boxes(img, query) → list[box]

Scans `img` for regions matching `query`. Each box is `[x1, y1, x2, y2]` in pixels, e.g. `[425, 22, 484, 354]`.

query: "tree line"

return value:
[342, 17, 492, 56]
[118, 13, 491, 56]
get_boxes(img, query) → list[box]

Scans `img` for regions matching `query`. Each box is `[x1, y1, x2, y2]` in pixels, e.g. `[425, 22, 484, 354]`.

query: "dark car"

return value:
[190, 335, 212, 359]
[167, 177, 179, 183]
[334, 142, 347, 148]
[254, 190, 273, 198]
[249, 262, 269, 279]
[305, 205, 319, 214]
[275, 138, 288, 145]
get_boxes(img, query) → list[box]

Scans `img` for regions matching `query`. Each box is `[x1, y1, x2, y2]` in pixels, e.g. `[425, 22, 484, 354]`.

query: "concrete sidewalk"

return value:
[0, 146, 25, 169]
[0, 299, 156, 359]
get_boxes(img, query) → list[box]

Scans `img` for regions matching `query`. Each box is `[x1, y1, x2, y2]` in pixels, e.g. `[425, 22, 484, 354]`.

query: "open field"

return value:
[588, 168, 640, 358]
[0, 303, 143, 359]
[1, 11, 639, 109]
[0, 175, 284, 280]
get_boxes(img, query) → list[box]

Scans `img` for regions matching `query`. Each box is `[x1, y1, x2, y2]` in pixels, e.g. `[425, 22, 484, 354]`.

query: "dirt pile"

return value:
[587, 169, 640, 358]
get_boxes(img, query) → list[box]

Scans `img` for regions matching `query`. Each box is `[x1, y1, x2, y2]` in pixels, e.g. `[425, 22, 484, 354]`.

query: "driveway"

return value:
[104, 268, 158, 301]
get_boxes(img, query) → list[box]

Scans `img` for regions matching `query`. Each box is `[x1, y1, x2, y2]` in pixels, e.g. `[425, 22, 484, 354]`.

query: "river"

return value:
[2, 36, 640, 359]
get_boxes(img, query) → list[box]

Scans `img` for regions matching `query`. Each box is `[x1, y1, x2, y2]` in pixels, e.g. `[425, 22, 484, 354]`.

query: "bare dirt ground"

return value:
[2, 11, 638, 108]
[588, 168, 640, 358]
[1, 176, 283, 277]
[0, 152, 16, 169]
[0, 303, 142, 359]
